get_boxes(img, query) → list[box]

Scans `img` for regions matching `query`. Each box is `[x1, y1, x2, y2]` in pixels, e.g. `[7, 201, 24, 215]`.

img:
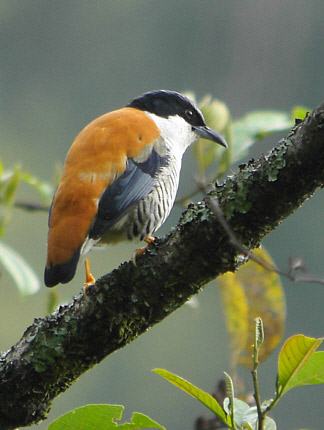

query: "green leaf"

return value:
[282, 351, 324, 387]
[0, 241, 40, 296]
[0, 166, 22, 235]
[48, 404, 123, 430]
[2, 165, 21, 205]
[223, 372, 235, 427]
[262, 416, 277, 430]
[232, 110, 293, 163]
[21, 171, 54, 203]
[277, 335, 323, 396]
[192, 95, 231, 180]
[291, 105, 309, 121]
[223, 372, 234, 400]
[223, 398, 249, 427]
[241, 407, 259, 429]
[153, 368, 230, 426]
[242, 407, 277, 430]
[48, 404, 165, 430]
[47, 289, 60, 314]
[117, 412, 165, 430]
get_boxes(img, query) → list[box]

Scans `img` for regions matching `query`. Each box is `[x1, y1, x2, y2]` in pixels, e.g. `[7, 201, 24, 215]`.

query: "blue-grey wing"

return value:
[88, 148, 168, 240]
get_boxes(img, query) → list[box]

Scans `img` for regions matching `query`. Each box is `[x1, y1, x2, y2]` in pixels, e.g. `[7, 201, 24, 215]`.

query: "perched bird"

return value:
[44, 90, 227, 287]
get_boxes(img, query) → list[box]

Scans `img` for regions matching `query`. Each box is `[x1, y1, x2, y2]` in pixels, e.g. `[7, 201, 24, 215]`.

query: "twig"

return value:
[252, 318, 265, 430]
[197, 179, 324, 286]
[13, 201, 50, 212]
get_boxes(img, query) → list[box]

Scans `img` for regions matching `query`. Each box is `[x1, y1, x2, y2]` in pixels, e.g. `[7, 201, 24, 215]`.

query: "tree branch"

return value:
[1, 102, 324, 429]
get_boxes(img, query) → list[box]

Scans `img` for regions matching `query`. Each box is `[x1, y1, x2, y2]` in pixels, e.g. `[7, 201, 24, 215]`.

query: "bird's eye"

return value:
[185, 109, 193, 120]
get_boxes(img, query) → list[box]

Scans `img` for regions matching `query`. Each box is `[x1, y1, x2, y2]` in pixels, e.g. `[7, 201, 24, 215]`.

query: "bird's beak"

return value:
[193, 125, 228, 148]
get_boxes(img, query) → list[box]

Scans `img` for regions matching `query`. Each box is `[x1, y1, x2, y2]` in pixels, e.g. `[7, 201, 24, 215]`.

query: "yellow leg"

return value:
[84, 257, 96, 287]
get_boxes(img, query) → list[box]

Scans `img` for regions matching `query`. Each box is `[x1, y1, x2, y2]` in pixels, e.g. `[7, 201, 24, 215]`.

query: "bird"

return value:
[44, 90, 228, 287]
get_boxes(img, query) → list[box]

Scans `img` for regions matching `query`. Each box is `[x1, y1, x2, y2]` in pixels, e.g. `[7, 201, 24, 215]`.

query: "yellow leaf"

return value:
[219, 272, 249, 367]
[219, 248, 286, 368]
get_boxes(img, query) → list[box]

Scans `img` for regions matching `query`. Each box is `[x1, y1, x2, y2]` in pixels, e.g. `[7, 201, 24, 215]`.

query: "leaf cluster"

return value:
[47, 329, 323, 430]
[0, 159, 54, 295]
[154, 327, 324, 430]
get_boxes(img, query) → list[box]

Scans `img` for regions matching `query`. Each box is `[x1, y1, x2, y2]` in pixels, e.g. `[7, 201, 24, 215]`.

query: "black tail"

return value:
[44, 248, 81, 287]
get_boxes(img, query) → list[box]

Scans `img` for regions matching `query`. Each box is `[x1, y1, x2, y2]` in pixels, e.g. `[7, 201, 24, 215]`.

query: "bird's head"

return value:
[127, 90, 228, 154]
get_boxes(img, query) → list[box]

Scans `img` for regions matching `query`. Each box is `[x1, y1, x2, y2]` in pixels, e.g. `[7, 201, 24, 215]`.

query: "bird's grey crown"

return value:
[127, 90, 206, 127]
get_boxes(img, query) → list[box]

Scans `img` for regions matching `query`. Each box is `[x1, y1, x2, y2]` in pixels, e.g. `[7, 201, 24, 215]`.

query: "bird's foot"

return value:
[132, 236, 155, 266]
[83, 257, 96, 296]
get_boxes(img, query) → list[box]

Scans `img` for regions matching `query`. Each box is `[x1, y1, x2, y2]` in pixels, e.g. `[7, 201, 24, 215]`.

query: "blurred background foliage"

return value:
[1, 1, 324, 429]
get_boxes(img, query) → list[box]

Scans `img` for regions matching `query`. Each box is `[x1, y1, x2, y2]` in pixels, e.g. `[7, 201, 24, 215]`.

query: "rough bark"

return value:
[1, 102, 324, 429]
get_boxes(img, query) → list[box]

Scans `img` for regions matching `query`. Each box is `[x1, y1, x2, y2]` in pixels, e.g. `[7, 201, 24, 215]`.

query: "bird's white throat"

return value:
[145, 112, 198, 160]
